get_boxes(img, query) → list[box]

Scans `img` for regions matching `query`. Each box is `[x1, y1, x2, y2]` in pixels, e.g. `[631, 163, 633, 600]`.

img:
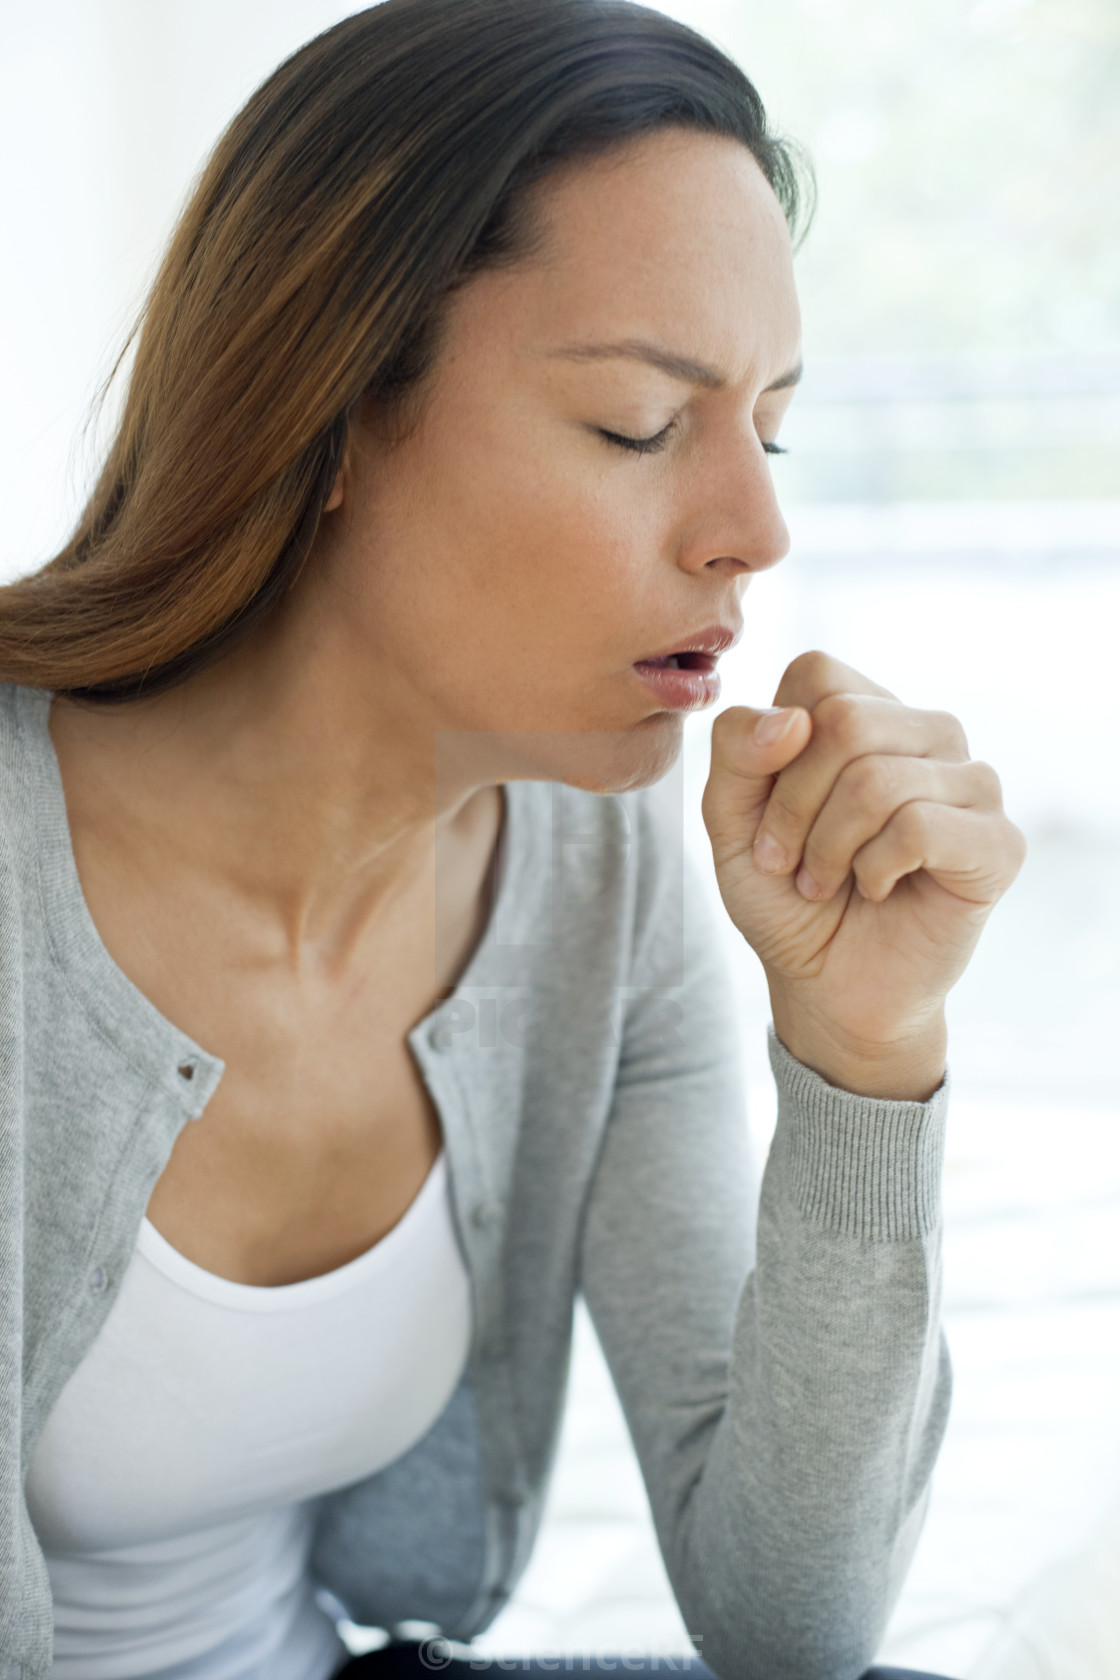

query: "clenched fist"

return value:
[700, 651, 1026, 1101]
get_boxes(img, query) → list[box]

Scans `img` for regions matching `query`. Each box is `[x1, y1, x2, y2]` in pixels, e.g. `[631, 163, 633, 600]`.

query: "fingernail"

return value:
[754, 707, 794, 746]
[753, 833, 786, 873]
[796, 867, 821, 899]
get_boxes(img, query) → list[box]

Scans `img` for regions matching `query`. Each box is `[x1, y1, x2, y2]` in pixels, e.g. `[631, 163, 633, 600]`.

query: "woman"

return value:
[0, 3, 1024, 1678]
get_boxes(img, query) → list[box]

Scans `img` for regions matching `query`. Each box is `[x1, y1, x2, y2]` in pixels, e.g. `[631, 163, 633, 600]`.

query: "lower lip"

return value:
[631, 660, 721, 711]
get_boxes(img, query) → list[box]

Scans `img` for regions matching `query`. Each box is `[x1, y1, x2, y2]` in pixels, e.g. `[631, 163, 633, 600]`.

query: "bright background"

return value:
[3, 3, 1119, 1676]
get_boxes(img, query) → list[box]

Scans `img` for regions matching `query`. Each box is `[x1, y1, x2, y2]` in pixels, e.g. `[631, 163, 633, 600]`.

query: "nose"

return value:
[675, 432, 791, 580]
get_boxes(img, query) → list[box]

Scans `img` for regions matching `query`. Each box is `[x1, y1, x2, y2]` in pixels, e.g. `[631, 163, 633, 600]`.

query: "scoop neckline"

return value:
[137, 1148, 450, 1310]
[16, 685, 519, 1109]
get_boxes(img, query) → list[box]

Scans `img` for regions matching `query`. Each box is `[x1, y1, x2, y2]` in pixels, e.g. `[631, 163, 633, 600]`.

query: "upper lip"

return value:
[635, 622, 743, 663]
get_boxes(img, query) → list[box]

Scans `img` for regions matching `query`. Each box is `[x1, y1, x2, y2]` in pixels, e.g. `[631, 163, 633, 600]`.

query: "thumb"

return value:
[702, 705, 813, 857]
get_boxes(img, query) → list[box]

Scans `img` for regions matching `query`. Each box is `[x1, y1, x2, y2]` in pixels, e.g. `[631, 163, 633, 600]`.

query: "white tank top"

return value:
[26, 1148, 472, 1680]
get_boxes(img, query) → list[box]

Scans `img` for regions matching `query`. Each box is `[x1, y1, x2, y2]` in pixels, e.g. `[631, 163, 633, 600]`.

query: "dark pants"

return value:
[334, 1639, 955, 1680]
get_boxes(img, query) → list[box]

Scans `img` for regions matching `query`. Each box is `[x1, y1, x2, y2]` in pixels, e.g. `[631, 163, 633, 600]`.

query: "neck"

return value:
[47, 593, 502, 963]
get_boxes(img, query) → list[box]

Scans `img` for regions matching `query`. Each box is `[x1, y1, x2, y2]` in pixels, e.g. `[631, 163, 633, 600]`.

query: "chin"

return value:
[440, 691, 683, 793]
[521, 715, 683, 796]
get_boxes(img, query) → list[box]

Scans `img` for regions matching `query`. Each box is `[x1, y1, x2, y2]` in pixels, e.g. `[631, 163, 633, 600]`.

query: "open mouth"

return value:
[631, 648, 722, 710]
[636, 652, 716, 671]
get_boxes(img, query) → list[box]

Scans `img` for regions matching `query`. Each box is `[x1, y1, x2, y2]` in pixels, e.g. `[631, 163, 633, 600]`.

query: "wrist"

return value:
[769, 990, 948, 1103]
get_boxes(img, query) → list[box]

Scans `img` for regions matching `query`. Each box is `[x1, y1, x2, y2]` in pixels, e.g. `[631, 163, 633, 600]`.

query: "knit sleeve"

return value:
[575, 797, 950, 1680]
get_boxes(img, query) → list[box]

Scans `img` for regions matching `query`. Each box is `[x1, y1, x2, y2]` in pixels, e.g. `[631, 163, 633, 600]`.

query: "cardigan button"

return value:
[427, 1024, 451, 1053]
[89, 1265, 108, 1295]
[471, 1200, 502, 1229]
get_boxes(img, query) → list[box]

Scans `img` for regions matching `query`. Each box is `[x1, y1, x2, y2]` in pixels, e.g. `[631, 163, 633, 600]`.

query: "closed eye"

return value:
[597, 424, 789, 457]
[596, 422, 675, 455]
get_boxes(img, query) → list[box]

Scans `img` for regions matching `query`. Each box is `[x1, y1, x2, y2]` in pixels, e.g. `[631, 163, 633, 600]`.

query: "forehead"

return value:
[498, 127, 800, 380]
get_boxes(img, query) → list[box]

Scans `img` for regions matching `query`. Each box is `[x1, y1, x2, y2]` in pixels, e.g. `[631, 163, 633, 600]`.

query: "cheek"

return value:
[399, 408, 661, 639]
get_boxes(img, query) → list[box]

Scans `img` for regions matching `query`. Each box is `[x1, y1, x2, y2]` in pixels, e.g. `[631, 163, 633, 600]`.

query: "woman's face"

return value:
[315, 125, 802, 793]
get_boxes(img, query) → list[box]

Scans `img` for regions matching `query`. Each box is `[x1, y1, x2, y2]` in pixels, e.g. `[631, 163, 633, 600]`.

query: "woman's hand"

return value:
[700, 651, 1026, 1100]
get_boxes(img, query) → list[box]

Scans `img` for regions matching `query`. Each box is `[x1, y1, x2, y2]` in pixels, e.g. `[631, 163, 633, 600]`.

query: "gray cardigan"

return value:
[0, 682, 950, 1680]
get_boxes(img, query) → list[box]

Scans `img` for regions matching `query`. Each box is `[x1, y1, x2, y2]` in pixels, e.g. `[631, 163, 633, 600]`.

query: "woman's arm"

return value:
[577, 656, 1022, 1679]
[576, 850, 948, 1680]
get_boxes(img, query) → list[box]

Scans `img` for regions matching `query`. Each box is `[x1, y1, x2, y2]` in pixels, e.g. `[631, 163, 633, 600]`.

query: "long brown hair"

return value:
[0, 0, 812, 702]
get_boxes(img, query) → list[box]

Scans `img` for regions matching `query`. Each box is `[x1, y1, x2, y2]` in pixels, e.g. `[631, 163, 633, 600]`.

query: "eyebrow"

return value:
[546, 337, 803, 394]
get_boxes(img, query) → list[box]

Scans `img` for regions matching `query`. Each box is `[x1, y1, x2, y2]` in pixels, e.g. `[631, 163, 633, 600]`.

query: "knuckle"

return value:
[925, 708, 969, 756]
[782, 650, 845, 706]
[1005, 818, 1029, 872]
[969, 760, 1004, 803]
[893, 801, 931, 848]
[788, 649, 835, 689]
[813, 691, 865, 751]
[844, 754, 893, 809]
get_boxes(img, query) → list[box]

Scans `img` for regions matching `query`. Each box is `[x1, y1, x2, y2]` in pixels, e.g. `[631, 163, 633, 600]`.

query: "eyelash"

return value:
[597, 425, 789, 457]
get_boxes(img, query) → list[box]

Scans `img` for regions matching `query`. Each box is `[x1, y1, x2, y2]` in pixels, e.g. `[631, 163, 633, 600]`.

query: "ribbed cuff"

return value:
[767, 1026, 949, 1240]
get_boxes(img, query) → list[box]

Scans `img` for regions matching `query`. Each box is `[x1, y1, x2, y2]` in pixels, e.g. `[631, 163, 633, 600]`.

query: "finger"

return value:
[852, 803, 1028, 905]
[702, 704, 813, 862]
[797, 757, 1005, 901]
[773, 649, 897, 712]
[752, 693, 971, 879]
